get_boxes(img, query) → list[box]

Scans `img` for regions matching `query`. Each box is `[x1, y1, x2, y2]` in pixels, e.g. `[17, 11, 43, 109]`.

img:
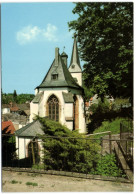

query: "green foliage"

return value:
[2, 135, 17, 166]
[2, 92, 34, 104]
[13, 90, 17, 102]
[91, 98, 110, 114]
[26, 182, 38, 186]
[95, 154, 124, 177]
[87, 97, 133, 133]
[93, 118, 124, 138]
[11, 180, 18, 184]
[69, 2, 133, 102]
[36, 116, 100, 174]
[16, 94, 35, 104]
[2, 93, 13, 104]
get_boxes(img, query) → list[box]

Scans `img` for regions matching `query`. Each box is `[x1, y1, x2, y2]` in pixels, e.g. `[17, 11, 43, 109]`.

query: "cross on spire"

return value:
[63, 46, 65, 52]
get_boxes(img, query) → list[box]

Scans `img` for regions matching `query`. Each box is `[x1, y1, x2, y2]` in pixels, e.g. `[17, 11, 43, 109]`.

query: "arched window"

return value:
[47, 95, 59, 122]
[28, 141, 40, 165]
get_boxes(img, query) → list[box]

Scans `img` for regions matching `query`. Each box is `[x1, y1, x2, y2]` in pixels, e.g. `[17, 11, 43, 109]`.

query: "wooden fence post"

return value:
[109, 132, 112, 154]
[31, 141, 35, 165]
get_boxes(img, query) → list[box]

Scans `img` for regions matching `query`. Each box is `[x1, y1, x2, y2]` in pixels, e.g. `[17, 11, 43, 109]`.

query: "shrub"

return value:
[95, 153, 124, 177]
[37, 116, 100, 174]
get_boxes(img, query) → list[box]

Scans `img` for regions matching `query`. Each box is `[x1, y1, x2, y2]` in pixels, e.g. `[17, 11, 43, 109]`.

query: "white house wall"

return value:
[78, 95, 86, 133]
[16, 137, 43, 160]
[2, 108, 10, 114]
[70, 72, 82, 86]
[30, 103, 38, 122]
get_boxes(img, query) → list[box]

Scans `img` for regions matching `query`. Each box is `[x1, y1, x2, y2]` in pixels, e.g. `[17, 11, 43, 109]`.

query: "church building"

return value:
[30, 37, 86, 133]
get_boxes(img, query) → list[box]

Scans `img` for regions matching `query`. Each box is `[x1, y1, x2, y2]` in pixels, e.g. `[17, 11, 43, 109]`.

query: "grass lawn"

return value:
[93, 117, 130, 138]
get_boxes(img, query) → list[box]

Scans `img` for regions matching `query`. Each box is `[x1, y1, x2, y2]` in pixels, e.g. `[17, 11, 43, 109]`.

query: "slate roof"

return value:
[2, 104, 10, 108]
[2, 121, 15, 134]
[62, 92, 74, 103]
[15, 120, 44, 137]
[32, 92, 44, 103]
[18, 103, 30, 110]
[36, 55, 83, 90]
[69, 37, 82, 72]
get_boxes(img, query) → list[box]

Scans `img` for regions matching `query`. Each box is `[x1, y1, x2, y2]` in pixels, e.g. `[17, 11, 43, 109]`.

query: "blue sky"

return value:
[1, 2, 81, 94]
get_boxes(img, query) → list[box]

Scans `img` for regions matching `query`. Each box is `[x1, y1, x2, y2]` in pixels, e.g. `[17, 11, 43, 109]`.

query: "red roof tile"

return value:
[10, 107, 19, 112]
[2, 121, 15, 134]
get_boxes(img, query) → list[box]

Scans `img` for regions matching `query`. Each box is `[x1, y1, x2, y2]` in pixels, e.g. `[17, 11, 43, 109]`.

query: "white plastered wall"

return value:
[16, 137, 43, 160]
[30, 103, 38, 122]
[30, 87, 86, 133]
[70, 72, 82, 86]
[64, 103, 73, 130]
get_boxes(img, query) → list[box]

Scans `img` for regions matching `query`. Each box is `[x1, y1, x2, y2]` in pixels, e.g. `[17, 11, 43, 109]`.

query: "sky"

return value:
[1, 2, 80, 94]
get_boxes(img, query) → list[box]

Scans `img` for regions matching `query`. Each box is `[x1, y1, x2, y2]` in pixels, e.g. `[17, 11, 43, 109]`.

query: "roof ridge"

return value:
[15, 120, 37, 135]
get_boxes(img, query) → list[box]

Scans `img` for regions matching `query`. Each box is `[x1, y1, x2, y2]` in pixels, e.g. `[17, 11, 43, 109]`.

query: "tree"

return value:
[68, 2, 133, 103]
[13, 90, 17, 102]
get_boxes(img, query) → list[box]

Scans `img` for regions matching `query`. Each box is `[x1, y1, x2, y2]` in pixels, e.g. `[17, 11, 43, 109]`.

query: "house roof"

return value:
[2, 121, 15, 134]
[62, 92, 74, 103]
[10, 106, 19, 112]
[15, 120, 45, 137]
[17, 103, 30, 111]
[32, 92, 44, 103]
[36, 54, 83, 90]
[24, 110, 30, 116]
[61, 51, 68, 57]
[2, 104, 10, 108]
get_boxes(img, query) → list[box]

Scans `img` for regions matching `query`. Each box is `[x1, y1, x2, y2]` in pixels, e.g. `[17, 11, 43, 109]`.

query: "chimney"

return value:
[55, 47, 59, 66]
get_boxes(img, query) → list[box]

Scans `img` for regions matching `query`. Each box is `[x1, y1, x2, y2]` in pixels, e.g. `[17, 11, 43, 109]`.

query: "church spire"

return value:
[69, 35, 82, 71]
[68, 35, 82, 86]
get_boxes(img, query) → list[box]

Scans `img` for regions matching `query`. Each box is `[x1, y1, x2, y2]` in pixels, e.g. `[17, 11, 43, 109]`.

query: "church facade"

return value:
[30, 37, 86, 133]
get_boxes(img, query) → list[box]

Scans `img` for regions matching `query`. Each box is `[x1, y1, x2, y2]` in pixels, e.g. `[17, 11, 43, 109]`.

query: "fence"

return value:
[120, 121, 133, 171]
[2, 134, 133, 182]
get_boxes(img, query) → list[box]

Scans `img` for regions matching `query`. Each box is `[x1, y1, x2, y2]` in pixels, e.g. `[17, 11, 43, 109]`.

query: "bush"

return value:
[95, 153, 124, 177]
[37, 116, 100, 174]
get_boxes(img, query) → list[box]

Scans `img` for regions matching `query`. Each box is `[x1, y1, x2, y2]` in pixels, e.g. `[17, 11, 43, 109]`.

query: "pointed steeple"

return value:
[69, 35, 82, 72]
[68, 35, 82, 86]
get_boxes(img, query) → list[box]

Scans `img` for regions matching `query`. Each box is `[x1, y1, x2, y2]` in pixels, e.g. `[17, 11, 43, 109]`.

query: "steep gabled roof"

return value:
[15, 120, 44, 137]
[36, 54, 83, 90]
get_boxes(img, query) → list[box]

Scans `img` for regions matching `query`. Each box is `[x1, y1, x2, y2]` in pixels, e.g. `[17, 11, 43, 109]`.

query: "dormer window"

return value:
[52, 74, 58, 80]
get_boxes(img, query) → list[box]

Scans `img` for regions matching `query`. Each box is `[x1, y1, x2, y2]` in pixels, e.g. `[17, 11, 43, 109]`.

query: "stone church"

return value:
[30, 37, 86, 133]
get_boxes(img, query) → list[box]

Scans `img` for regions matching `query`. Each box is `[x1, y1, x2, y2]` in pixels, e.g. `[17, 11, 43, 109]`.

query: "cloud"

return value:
[16, 24, 58, 45]
[43, 23, 58, 42]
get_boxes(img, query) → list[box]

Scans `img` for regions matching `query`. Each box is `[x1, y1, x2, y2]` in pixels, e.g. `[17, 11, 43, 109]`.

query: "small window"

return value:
[71, 64, 75, 69]
[52, 74, 58, 80]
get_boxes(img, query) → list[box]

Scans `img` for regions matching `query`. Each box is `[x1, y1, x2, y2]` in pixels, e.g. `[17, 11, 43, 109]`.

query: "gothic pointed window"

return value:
[47, 95, 59, 122]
